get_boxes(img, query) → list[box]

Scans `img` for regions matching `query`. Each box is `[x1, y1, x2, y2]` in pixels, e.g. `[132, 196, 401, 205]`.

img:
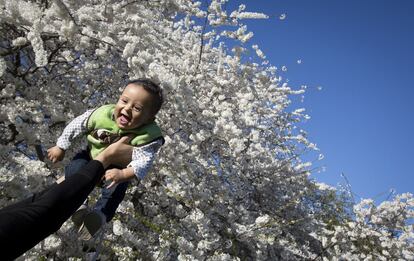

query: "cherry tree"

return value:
[0, 0, 412, 260]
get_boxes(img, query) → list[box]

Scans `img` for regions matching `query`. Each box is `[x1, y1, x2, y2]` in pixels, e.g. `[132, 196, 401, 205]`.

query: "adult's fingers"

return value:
[117, 134, 134, 143]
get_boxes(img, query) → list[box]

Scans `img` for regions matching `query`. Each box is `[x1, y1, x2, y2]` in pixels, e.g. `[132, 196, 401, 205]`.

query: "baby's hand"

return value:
[47, 146, 65, 163]
[104, 168, 130, 189]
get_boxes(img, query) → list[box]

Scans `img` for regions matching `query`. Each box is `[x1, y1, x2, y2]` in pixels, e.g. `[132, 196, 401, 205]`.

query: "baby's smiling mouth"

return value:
[119, 113, 130, 125]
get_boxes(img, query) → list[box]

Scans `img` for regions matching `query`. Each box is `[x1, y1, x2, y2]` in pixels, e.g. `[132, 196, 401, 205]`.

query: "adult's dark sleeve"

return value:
[0, 160, 105, 260]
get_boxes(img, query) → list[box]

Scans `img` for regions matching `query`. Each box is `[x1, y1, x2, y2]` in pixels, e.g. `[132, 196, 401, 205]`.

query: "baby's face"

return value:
[114, 84, 154, 130]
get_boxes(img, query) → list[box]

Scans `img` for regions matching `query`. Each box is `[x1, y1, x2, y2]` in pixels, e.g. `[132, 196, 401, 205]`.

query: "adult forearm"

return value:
[0, 160, 105, 260]
[0, 135, 133, 259]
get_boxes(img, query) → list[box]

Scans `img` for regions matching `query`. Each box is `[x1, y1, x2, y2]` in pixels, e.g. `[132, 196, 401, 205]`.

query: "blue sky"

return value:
[229, 1, 414, 201]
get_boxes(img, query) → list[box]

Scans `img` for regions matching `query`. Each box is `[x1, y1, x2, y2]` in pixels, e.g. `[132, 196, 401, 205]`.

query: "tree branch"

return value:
[195, 6, 210, 72]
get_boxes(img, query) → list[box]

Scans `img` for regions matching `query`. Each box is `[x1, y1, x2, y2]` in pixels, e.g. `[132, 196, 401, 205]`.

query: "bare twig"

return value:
[54, 0, 79, 26]
[34, 144, 45, 162]
[195, 8, 209, 72]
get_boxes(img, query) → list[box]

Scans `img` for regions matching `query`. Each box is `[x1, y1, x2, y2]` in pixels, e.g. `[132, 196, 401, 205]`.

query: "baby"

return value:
[47, 78, 164, 238]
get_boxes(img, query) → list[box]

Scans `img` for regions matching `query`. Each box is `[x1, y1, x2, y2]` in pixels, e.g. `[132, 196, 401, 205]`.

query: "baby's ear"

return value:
[146, 116, 156, 124]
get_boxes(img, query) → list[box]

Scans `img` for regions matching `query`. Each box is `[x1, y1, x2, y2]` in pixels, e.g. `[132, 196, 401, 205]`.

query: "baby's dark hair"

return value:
[127, 78, 164, 115]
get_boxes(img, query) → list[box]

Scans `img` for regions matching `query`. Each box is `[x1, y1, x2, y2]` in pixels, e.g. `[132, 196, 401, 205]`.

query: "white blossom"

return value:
[316, 182, 335, 191]
[26, 30, 48, 67]
[232, 12, 268, 20]
[12, 37, 27, 47]
[255, 214, 271, 226]
[0, 58, 6, 77]
[279, 13, 287, 20]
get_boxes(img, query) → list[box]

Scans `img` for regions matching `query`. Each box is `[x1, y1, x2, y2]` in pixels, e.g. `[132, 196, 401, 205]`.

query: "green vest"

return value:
[86, 104, 163, 159]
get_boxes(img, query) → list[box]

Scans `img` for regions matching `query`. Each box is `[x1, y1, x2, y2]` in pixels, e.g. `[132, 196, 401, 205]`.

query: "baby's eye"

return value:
[120, 98, 127, 103]
[133, 107, 142, 112]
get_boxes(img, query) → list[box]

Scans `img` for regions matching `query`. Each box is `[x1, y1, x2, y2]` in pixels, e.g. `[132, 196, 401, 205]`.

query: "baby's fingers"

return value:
[106, 180, 117, 189]
[47, 152, 53, 161]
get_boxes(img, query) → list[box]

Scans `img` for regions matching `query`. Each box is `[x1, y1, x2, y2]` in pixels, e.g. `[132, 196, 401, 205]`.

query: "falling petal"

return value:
[281, 65, 287, 72]
[279, 13, 287, 20]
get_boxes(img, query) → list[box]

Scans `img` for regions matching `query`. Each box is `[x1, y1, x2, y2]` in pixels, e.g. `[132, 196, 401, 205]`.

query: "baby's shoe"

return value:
[79, 210, 106, 240]
[71, 204, 88, 228]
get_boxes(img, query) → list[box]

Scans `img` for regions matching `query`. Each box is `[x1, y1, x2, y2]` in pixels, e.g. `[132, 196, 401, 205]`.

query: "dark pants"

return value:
[65, 150, 129, 222]
[0, 161, 105, 260]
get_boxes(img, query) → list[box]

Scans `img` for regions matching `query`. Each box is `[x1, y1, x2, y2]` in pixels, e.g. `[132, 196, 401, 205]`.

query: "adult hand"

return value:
[95, 136, 133, 168]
